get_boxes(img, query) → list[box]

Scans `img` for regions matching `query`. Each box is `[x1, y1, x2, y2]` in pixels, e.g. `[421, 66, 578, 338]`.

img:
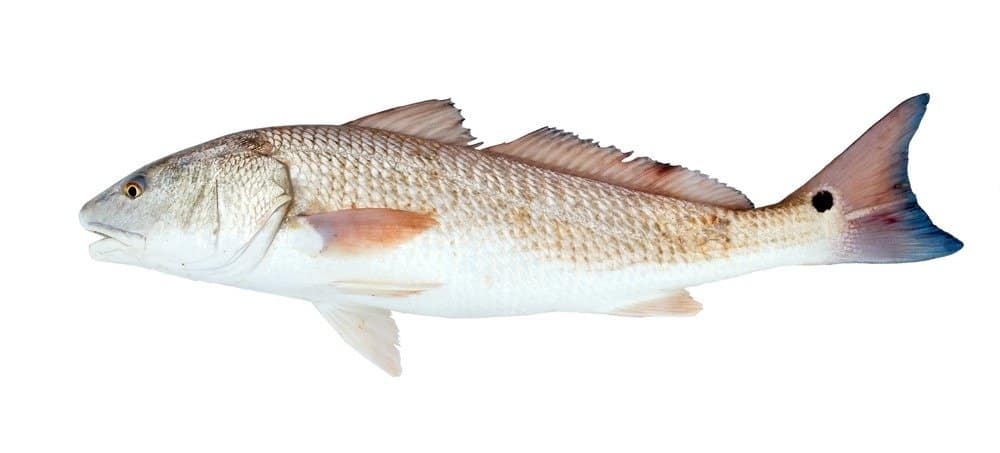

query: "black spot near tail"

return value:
[811, 191, 834, 212]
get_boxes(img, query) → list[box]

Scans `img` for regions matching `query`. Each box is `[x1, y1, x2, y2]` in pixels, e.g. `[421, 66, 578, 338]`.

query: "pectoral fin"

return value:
[301, 208, 438, 255]
[314, 302, 401, 376]
[611, 290, 703, 317]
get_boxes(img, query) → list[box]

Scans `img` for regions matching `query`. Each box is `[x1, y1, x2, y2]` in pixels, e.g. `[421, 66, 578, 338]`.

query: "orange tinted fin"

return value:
[346, 99, 478, 146]
[612, 290, 703, 317]
[782, 94, 962, 263]
[485, 127, 753, 210]
[302, 208, 438, 254]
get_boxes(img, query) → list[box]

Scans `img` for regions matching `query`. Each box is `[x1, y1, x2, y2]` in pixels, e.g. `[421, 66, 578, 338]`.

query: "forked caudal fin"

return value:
[784, 94, 962, 263]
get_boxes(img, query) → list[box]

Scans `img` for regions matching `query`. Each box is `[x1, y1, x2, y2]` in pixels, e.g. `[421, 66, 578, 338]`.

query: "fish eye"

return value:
[123, 180, 144, 199]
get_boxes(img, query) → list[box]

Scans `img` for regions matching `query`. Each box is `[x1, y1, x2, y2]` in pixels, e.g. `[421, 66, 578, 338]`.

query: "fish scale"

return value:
[80, 96, 962, 375]
[261, 126, 750, 269]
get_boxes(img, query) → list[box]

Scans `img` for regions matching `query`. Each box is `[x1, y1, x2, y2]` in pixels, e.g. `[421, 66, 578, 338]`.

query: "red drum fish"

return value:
[80, 94, 961, 375]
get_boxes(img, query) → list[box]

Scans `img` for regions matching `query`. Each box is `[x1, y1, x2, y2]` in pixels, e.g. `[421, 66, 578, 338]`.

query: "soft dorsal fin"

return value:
[346, 99, 477, 147]
[485, 128, 753, 209]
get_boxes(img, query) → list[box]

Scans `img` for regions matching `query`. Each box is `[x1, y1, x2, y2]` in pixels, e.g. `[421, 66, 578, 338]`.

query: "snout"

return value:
[79, 192, 145, 261]
[79, 188, 116, 229]
[79, 196, 99, 230]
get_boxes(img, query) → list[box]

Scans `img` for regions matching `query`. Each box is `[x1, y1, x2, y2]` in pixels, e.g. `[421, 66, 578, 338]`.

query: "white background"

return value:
[1, 2, 997, 452]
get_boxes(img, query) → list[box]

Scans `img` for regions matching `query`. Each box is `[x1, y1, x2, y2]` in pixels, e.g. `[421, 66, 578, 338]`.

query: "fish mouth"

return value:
[84, 222, 145, 258]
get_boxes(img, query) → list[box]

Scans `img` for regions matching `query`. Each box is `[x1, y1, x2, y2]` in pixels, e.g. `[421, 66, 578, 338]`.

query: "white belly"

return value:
[229, 225, 831, 318]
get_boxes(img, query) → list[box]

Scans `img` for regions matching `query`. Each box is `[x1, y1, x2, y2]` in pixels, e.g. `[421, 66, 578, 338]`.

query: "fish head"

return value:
[80, 133, 292, 280]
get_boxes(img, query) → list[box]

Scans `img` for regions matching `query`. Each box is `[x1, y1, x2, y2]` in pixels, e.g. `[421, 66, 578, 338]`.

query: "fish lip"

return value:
[84, 222, 145, 256]
[84, 222, 143, 241]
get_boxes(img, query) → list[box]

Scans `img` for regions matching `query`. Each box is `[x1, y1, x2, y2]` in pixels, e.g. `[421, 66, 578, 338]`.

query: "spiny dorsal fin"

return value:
[485, 128, 753, 209]
[346, 99, 477, 147]
[612, 290, 703, 317]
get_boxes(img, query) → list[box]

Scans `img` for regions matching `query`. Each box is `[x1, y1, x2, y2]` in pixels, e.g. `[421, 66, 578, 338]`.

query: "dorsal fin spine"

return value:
[345, 99, 477, 147]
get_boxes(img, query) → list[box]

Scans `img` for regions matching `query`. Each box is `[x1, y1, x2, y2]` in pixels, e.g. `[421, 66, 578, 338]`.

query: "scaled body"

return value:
[81, 96, 962, 375]
[241, 125, 826, 318]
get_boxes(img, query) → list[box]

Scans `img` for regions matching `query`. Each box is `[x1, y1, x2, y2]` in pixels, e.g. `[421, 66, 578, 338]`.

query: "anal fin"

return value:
[612, 290, 703, 317]
[314, 302, 402, 376]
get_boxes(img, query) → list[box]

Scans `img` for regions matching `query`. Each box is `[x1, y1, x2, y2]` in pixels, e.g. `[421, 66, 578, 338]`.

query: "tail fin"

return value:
[784, 94, 962, 264]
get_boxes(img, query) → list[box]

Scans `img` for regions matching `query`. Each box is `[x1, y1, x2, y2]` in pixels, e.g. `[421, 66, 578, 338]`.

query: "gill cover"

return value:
[179, 136, 292, 282]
